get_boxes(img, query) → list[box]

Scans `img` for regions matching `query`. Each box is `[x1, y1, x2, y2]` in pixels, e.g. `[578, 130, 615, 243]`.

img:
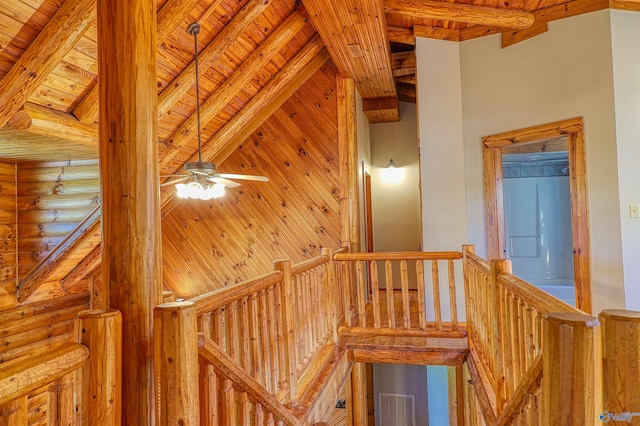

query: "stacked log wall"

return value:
[16, 160, 100, 302]
[0, 162, 17, 310]
[0, 292, 90, 425]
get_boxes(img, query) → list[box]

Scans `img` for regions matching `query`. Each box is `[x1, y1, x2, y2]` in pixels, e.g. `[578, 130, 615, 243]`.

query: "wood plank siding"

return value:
[162, 64, 341, 297]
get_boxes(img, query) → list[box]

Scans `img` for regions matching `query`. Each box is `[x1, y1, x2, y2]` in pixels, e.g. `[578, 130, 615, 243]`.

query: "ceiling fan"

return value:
[160, 22, 268, 200]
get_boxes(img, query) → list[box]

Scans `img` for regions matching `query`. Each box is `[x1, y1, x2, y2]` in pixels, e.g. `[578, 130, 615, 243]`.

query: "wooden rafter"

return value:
[0, 0, 95, 129]
[72, 0, 206, 123]
[160, 36, 330, 211]
[388, 26, 415, 45]
[157, 0, 274, 118]
[7, 103, 98, 147]
[385, 0, 535, 30]
[160, 10, 308, 168]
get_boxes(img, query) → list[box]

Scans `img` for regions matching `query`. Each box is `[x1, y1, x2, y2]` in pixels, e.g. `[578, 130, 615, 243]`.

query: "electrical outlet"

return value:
[631, 204, 640, 218]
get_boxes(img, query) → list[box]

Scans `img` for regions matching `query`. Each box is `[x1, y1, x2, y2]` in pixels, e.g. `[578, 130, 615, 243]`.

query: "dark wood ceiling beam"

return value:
[157, 0, 274, 118]
[6, 103, 98, 147]
[160, 10, 308, 169]
[501, 0, 608, 47]
[388, 26, 415, 45]
[0, 0, 95, 129]
[385, 0, 535, 30]
[303, 0, 399, 122]
[71, 0, 206, 123]
[160, 36, 330, 213]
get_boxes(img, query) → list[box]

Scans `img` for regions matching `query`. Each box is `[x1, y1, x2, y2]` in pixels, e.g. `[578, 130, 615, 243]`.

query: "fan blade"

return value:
[160, 173, 188, 178]
[208, 177, 241, 188]
[160, 176, 189, 187]
[216, 173, 269, 182]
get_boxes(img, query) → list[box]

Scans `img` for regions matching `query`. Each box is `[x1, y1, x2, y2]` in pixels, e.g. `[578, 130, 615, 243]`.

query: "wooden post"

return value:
[77, 309, 122, 426]
[97, 0, 162, 423]
[351, 363, 367, 426]
[154, 301, 200, 426]
[323, 248, 340, 343]
[274, 259, 298, 406]
[48, 373, 76, 426]
[337, 77, 360, 250]
[542, 312, 602, 424]
[0, 397, 27, 426]
[489, 258, 510, 414]
[600, 309, 640, 417]
[198, 313, 218, 425]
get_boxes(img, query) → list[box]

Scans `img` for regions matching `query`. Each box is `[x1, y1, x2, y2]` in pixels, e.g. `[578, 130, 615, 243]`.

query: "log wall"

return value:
[0, 292, 90, 425]
[0, 162, 16, 310]
[162, 64, 341, 297]
[16, 160, 100, 301]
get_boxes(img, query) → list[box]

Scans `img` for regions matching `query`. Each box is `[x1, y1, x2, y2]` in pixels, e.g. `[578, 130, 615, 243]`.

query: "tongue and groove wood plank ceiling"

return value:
[0, 0, 636, 303]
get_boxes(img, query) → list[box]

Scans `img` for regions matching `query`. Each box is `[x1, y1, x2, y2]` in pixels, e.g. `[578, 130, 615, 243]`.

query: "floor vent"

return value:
[378, 393, 415, 426]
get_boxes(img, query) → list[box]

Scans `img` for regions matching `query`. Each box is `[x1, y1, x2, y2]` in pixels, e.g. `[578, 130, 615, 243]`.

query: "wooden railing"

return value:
[333, 251, 465, 335]
[462, 245, 597, 424]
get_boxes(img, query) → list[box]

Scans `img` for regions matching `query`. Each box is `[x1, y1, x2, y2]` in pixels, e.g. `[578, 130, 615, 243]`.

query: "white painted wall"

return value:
[457, 10, 625, 314]
[356, 91, 371, 253]
[370, 102, 421, 253]
[610, 10, 640, 310]
[416, 38, 468, 323]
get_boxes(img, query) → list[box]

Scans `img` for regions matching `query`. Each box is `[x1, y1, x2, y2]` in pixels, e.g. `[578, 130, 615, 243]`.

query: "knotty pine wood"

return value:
[0, 162, 16, 310]
[162, 65, 341, 298]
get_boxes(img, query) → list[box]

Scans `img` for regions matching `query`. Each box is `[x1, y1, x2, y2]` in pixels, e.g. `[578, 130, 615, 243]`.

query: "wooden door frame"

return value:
[482, 117, 592, 313]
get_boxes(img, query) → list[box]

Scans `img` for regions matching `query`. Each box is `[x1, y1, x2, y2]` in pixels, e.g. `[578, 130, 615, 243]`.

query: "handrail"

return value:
[191, 270, 283, 316]
[290, 253, 329, 275]
[462, 244, 590, 423]
[334, 251, 462, 261]
[0, 342, 88, 405]
[497, 273, 581, 315]
[198, 335, 302, 426]
[17, 205, 101, 302]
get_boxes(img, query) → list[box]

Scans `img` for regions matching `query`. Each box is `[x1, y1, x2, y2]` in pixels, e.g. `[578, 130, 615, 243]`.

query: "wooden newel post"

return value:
[77, 309, 122, 426]
[599, 309, 640, 417]
[154, 301, 200, 425]
[48, 372, 75, 425]
[274, 259, 298, 406]
[323, 248, 339, 343]
[543, 312, 602, 425]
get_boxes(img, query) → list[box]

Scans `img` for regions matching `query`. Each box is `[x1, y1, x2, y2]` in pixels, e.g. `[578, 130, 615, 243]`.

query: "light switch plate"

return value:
[631, 204, 640, 218]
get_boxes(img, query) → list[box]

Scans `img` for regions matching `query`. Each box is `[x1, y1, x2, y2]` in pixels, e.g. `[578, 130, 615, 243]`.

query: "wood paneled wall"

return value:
[0, 162, 17, 310]
[162, 64, 342, 297]
[16, 160, 100, 283]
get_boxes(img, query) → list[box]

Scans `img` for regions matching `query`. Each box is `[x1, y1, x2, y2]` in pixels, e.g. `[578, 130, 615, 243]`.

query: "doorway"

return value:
[482, 118, 592, 313]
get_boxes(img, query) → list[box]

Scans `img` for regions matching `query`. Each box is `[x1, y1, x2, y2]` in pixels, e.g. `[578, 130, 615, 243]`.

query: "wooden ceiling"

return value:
[0, 0, 637, 165]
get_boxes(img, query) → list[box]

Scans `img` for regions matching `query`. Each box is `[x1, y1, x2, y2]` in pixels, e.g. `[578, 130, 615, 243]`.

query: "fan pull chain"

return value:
[188, 22, 203, 163]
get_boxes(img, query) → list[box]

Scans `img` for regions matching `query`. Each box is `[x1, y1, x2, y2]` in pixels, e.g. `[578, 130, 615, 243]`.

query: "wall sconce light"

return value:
[380, 158, 403, 184]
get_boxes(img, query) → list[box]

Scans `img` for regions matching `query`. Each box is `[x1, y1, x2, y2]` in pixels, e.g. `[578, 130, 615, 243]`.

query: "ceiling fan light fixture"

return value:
[176, 181, 225, 200]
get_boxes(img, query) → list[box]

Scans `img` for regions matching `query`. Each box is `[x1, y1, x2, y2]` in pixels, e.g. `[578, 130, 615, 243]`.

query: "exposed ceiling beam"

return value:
[414, 25, 459, 41]
[160, 36, 330, 212]
[501, 0, 608, 47]
[160, 11, 308, 168]
[303, 0, 399, 122]
[0, 0, 95, 129]
[388, 27, 415, 45]
[610, 0, 640, 11]
[6, 103, 98, 147]
[71, 0, 206, 123]
[385, 0, 535, 30]
[157, 0, 274, 118]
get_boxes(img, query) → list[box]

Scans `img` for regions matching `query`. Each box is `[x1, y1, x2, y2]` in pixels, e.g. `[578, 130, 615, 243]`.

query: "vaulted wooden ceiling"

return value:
[1, 0, 636, 165]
